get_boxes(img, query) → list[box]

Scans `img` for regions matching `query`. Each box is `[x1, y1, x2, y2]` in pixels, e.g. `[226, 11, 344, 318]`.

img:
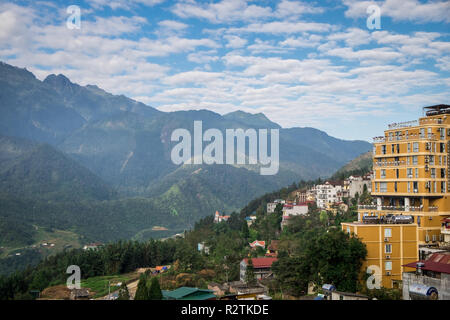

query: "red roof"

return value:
[403, 253, 450, 274]
[243, 257, 278, 268]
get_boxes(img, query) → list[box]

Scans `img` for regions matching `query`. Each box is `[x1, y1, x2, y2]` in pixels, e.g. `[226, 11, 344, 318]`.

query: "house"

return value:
[344, 175, 371, 198]
[239, 257, 278, 282]
[267, 199, 285, 213]
[227, 281, 266, 295]
[162, 287, 216, 300]
[282, 203, 308, 216]
[83, 242, 102, 250]
[249, 240, 265, 249]
[402, 252, 450, 300]
[214, 211, 230, 223]
[245, 216, 257, 227]
[265, 240, 279, 257]
[311, 181, 346, 209]
[320, 284, 368, 300]
[197, 242, 210, 254]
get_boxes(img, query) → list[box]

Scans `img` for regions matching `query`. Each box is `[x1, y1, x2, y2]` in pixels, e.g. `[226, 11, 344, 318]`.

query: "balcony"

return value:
[375, 160, 406, 167]
[387, 120, 419, 130]
[358, 205, 439, 212]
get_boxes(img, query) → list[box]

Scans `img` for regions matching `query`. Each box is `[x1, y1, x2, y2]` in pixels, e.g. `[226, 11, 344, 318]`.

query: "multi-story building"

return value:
[342, 217, 418, 289]
[311, 181, 346, 209]
[359, 104, 450, 245]
[345, 175, 372, 198]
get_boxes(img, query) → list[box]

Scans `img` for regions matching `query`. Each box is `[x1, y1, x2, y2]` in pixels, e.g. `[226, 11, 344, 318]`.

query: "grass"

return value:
[0, 225, 82, 259]
[81, 273, 139, 299]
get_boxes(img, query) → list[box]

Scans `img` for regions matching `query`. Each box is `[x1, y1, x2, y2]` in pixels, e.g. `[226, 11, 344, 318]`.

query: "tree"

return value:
[305, 229, 367, 293]
[245, 258, 256, 286]
[241, 221, 250, 240]
[148, 277, 163, 300]
[117, 282, 130, 300]
[134, 274, 149, 300]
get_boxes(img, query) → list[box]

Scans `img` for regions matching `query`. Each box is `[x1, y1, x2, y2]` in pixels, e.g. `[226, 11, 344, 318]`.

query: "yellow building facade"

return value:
[342, 222, 418, 289]
[358, 105, 450, 244]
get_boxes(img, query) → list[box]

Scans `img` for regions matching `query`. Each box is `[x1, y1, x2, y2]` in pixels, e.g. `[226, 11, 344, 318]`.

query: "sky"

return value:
[0, 0, 449, 142]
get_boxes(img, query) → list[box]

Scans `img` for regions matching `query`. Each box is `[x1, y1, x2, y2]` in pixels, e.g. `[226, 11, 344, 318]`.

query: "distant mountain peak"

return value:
[43, 73, 73, 87]
[223, 110, 281, 129]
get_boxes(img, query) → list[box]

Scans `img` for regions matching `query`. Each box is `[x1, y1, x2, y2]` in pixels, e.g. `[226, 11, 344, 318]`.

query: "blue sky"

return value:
[0, 0, 449, 141]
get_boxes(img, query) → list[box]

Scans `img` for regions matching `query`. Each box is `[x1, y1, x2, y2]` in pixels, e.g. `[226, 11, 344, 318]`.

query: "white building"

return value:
[311, 181, 345, 209]
[345, 175, 372, 198]
[267, 199, 285, 213]
[282, 204, 308, 216]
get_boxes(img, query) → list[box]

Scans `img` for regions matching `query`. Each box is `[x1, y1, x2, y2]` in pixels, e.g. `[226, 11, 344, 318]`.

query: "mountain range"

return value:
[0, 61, 371, 247]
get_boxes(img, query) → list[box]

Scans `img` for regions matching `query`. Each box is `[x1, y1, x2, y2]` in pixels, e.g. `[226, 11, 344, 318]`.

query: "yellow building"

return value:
[359, 104, 450, 244]
[342, 221, 418, 289]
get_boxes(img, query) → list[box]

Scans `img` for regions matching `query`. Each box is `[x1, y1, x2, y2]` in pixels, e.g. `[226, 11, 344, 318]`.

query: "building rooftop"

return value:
[403, 252, 450, 274]
[242, 257, 278, 268]
[162, 287, 216, 300]
[423, 104, 450, 116]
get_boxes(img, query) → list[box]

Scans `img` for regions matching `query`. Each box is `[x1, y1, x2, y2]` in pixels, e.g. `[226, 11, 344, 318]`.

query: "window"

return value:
[407, 168, 412, 178]
[440, 143, 446, 153]
[413, 156, 418, 165]
[389, 132, 393, 141]
[385, 244, 392, 253]
[441, 168, 446, 178]
[380, 182, 387, 192]
[413, 181, 418, 193]
[382, 145, 386, 155]
[347, 227, 350, 234]
[384, 228, 392, 238]
[381, 169, 386, 179]
[413, 142, 419, 152]
[440, 128, 445, 139]
[442, 182, 446, 193]
[385, 261, 392, 271]
[394, 182, 398, 192]
[429, 155, 435, 165]
[391, 144, 395, 154]
[407, 181, 411, 193]
[415, 168, 419, 178]
[396, 169, 399, 178]
[420, 128, 425, 138]
[431, 168, 436, 178]
[407, 143, 411, 153]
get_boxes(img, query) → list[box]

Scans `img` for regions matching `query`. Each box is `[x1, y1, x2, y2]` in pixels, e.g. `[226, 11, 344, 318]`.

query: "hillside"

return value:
[0, 136, 115, 201]
[0, 61, 372, 274]
[331, 151, 373, 180]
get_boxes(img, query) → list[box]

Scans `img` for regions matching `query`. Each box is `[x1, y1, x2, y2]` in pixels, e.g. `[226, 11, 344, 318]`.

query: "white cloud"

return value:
[224, 35, 248, 49]
[172, 0, 273, 24]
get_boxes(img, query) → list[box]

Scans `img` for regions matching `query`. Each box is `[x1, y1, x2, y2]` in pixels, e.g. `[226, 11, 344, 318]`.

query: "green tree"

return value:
[148, 277, 163, 300]
[117, 282, 130, 300]
[134, 274, 149, 300]
[241, 221, 250, 240]
[245, 258, 256, 286]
